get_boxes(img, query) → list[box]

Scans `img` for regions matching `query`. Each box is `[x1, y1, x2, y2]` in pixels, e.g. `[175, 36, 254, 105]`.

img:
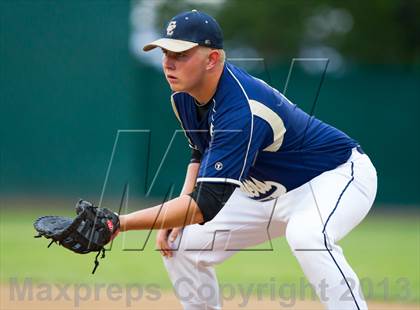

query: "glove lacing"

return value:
[36, 235, 107, 275]
[92, 248, 106, 274]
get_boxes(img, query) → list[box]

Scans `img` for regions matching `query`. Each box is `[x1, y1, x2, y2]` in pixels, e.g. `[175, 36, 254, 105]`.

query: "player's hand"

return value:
[156, 227, 182, 257]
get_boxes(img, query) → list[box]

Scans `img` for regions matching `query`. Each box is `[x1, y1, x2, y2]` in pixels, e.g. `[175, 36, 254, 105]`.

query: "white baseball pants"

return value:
[163, 148, 377, 309]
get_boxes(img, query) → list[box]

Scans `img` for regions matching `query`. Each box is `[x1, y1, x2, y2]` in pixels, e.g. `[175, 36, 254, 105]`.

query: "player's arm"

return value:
[119, 166, 237, 231]
[180, 150, 201, 195]
[120, 150, 202, 231]
[119, 193, 202, 231]
[156, 158, 200, 256]
[119, 182, 236, 232]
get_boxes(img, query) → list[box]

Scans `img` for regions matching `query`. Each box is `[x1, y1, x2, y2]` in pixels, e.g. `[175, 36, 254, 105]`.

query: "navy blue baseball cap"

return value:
[143, 9, 223, 53]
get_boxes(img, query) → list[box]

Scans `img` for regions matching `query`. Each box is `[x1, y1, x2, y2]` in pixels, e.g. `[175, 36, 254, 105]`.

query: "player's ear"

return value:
[206, 49, 220, 70]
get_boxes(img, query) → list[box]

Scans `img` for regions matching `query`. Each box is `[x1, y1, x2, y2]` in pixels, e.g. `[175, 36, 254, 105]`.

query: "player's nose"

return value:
[162, 54, 175, 71]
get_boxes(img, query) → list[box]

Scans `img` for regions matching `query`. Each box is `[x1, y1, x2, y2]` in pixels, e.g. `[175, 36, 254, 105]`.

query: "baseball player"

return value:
[117, 10, 377, 310]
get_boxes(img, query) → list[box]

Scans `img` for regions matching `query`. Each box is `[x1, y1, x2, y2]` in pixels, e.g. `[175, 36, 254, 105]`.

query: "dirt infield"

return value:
[1, 285, 418, 310]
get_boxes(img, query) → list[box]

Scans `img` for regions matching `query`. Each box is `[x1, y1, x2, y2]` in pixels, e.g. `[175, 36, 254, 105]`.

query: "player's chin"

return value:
[167, 82, 184, 92]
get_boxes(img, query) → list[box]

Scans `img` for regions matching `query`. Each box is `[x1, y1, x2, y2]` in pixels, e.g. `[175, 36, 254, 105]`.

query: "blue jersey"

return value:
[171, 62, 358, 200]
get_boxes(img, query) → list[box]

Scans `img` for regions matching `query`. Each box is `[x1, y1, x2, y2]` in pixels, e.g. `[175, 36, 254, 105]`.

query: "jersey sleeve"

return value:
[170, 92, 198, 150]
[196, 105, 268, 186]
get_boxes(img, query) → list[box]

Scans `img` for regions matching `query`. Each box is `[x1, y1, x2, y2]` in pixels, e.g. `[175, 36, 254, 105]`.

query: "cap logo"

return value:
[166, 21, 177, 36]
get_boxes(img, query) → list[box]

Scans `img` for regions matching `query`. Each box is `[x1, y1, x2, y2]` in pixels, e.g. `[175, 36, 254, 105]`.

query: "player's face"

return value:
[161, 47, 208, 92]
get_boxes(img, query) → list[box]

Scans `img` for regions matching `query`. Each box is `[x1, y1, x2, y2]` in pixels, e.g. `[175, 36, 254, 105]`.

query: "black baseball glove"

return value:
[33, 199, 120, 274]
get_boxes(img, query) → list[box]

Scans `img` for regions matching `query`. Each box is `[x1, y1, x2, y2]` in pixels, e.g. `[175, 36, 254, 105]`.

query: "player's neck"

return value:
[190, 64, 224, 105]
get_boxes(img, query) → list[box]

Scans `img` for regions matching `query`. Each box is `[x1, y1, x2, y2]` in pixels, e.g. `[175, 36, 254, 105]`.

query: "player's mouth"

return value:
[166, 74, 178, 83]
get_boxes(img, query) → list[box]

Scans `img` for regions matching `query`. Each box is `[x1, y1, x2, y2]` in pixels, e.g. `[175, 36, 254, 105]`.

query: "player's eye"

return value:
[176, 52, 187, 59]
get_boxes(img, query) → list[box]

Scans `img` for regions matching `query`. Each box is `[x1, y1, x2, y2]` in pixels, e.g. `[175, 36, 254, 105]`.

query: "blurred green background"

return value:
[1, 0, 419, 204]
[0, 0, 419, 305]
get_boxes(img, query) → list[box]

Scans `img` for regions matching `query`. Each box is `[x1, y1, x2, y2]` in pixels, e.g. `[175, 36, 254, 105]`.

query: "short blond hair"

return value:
[218, 49, 226, 63]
[199, 46, 226, 64]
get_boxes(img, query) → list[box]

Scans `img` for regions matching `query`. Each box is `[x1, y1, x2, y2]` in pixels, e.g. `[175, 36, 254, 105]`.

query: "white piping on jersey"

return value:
[196, 177, 242, 186]
[249, 100, 286, 152]
[170, 93, 198, 150]
[170, 92, 181, 119]
[226, 67, 254, 181]
[211, 98, 216, 121]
